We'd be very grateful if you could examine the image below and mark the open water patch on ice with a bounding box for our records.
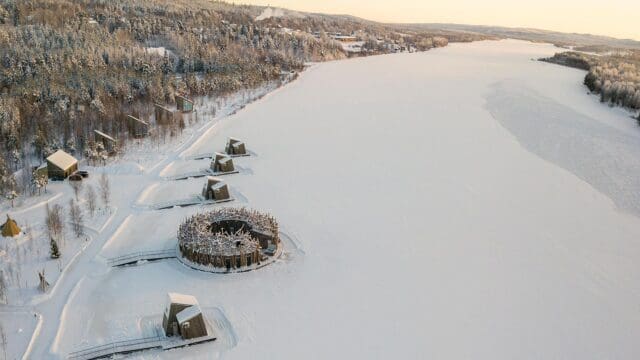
[485,80,640,216]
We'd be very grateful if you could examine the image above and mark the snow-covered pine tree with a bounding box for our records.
[50,238,60,259]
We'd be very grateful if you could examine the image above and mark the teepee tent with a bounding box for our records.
[1,215,21,237]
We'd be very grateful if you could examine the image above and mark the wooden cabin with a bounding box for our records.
[175,304,208,340]
[154,104,174,125]
[202,177,230,201]
[162,293,199,337]
[176,95,194,113]
[94,130,117,154]
[1,215,21,237]
[211,153,235,173]
[225,137,247,156]
[46,150,78,180]
[127,115,150,138]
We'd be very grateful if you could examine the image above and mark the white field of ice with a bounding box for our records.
[19,39,640,359]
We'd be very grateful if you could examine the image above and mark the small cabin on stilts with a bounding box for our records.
[176,95,194,113]
[94,130,117,154]
[127,115,150,138]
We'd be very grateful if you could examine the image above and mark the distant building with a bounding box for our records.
[225,137,247,156]
[162,293,208,339]
[46,150,78,180]
[127,115,150,138]
[202,177,230,201]
[176,95,194,113]
[332,35,358,42]
[154,104,174,124]
[94,130,117,154]
[210,153,235,173]
[1,215,21,237]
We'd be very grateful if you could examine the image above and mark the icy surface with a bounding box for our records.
[14,39,640,359]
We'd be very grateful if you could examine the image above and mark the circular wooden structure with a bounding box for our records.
[177,208,279,271]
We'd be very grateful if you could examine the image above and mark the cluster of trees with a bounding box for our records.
[0,0,475,204]
[0,0,345,174]
[542,51,640,112]
[0,174,111,305]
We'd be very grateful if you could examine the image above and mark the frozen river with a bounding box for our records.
[51,40,640,359]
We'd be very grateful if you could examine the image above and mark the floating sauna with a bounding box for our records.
[210,153,235,173]
[162,293,208,339]
[201,177,230,201]
[224,137,247,156]
[177,208,280,270]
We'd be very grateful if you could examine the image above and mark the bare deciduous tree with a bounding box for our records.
[68,199,84,238]
[45,203,64,246]
[69,179,82,201]
[85,185,97,217]
[99,173,111,210]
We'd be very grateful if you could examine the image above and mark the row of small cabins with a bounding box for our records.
[131,95,195,138]
[35,96,196,181]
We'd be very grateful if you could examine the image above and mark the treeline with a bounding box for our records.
[0,0,347,174]
[0,0,477,202]
[542,51,640,111]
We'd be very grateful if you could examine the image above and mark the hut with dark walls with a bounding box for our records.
[202,177,230,201]
[1,215,21,237]
[94,130,117,154]
[211,153,235,173]
[176,304,208,340]
[225,137,247,156]
[154,104,174,125]
[176,95,194,113]
[46,150,78,180]
[127,115,150,138]
[162,293,199,337]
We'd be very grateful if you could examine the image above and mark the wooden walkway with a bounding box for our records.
[164,169,239,181]
[67,335,217,359]
[108,249,177,267]
[152,197,234,210]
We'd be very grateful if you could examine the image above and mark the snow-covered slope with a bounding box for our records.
[35,40,640,359]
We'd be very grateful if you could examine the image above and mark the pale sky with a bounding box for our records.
[236,0,640,41]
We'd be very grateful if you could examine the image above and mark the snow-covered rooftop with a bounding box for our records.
[94,130,116,142]
[46,150,78,170]
[167,292,199,306]
[176,304,203,324]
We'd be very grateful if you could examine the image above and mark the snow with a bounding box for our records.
[168,293,198,307]
[255,7,304,21]
[175,304,201,323]
[6,39,640,360]
[145,47,169,57]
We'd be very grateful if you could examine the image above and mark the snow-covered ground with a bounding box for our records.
[5,39,640,359]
